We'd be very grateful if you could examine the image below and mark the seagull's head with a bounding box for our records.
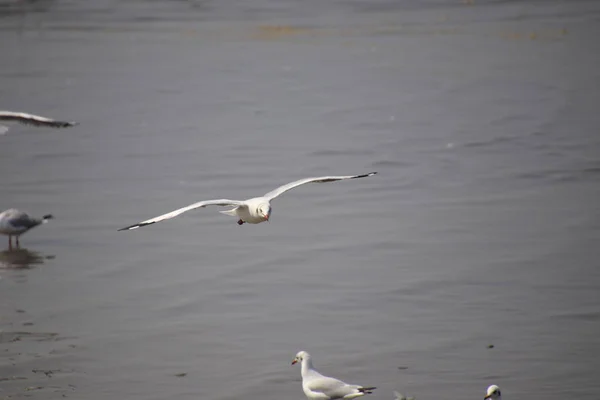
[291,350,310,366]
[257,203,271,221]
[484,385,501,400]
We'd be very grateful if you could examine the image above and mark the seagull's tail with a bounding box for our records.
[219,207,239,217]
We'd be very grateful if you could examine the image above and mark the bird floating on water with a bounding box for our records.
[291,350,376,400]
[0,110,77,134]
[118,172,377,231]
[0,209,53,249]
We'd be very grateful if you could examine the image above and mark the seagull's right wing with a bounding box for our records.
[263,172,377,200]
[0,111,78,128]
[118,199,245,231]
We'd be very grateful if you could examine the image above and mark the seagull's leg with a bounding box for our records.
[237,219,245,225]
[8,235,12,249]
[16,236,20,248]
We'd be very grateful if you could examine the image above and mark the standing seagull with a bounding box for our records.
[0,110,77,134]
[118,172,376,230]
[291,351,376,400]
[484,385,501,400]
[0,209,53,249]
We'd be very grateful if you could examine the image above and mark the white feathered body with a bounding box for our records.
[219,197,271,224]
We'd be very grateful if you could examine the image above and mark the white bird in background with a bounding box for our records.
[0,110,78,134]
[291,351,376,400]
[118,172,377,231]
[393,390,415,400]
[0,209,53,249]
[484,385,502,400]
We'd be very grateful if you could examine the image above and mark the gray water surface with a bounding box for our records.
[1,1,600,399]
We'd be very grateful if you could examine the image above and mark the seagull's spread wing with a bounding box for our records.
[263,172,377,200]
[118,199,245,231]
[0,111,77,128]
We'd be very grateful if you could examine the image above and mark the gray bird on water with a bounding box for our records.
[0,209,53,249]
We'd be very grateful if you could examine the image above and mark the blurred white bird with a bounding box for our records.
[484,385,501,400]
[291,351,376,400]
[393,390,415,400]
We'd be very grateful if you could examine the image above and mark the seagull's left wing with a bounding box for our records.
[0,111,77,128]
[263,172,377,200]
[118,199,245,231]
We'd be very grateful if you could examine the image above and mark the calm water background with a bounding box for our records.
[1,0,600,399]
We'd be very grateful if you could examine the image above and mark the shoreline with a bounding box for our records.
[1,308,79,400]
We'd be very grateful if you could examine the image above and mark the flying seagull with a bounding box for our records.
[118,172,376,231]
[0,209,53,249]
[0,110,77,133]
[291,350,376,400]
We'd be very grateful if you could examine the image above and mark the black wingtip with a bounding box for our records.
[42,214,54,220]
[117,221,154,231]
[118,225,138,231]
[355,172,377,178]
[359,387,377,393]
[53,121,78,128]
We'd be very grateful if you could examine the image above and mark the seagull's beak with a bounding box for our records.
[484,396,491,400]
[291,359,297,365]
